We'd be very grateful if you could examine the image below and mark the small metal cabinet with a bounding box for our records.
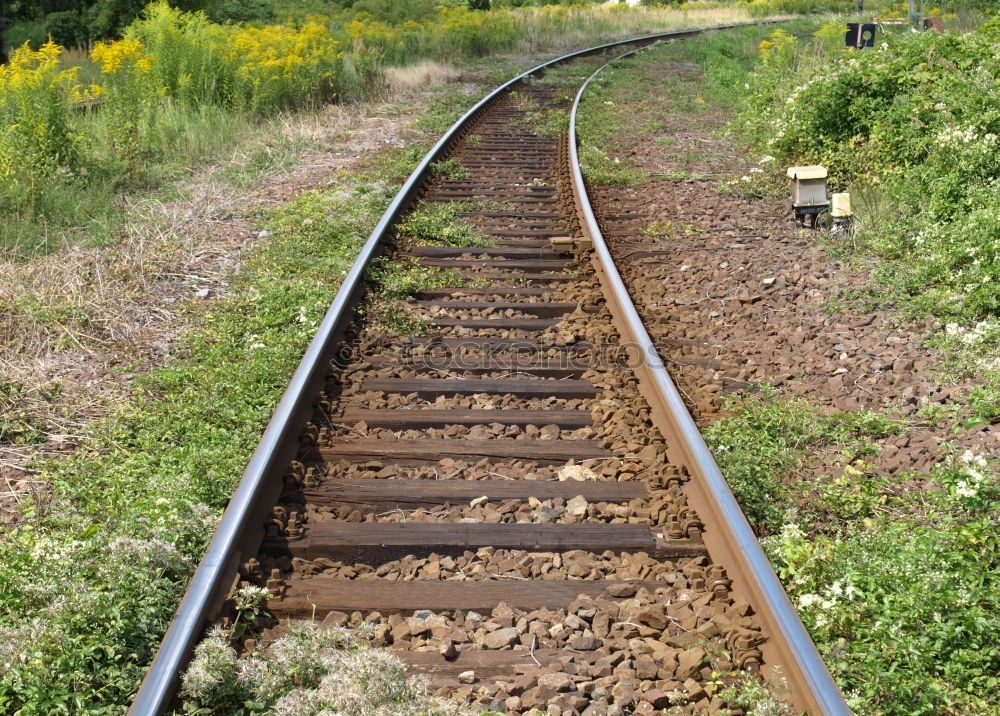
[787,165,829,227]
[787,165,829,206]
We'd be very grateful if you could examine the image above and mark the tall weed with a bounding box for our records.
[0,42,100,212]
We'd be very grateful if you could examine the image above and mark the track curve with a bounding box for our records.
[132,26,848,716]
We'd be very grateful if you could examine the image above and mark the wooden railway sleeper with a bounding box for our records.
[130,32,850,716]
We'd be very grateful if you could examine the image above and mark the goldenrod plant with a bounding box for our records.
[0,41,100,210]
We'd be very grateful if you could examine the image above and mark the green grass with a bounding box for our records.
[429,158,470,180]
[0,154,416,713]
[704,389,899,534]
[397,201,493,248]
[367,257,464,301]
[706,391,1000,714]
[577,145,649,186]
[363,257,467,337]
[413,88,482,134]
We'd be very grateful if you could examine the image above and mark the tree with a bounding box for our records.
[351,0,439,23]
[87,0,148,39]
[46,10,88,47]
[468,0,491,10]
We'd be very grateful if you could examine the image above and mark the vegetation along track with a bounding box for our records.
[134,28,848,716]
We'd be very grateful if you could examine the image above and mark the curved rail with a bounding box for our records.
[568,46,850,715]
[132,22,830,715]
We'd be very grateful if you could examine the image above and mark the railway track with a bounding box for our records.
[133,29,850,715]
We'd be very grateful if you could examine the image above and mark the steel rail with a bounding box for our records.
[567,43,850,716]
[132,22,792,715]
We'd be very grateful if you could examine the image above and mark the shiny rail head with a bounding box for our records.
[130,21,785,716]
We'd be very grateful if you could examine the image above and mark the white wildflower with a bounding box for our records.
[798,593,822,608]
[955,481,977,498]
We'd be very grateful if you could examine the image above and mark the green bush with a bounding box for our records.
[207,0,275,24]
[766,451,1000,714]
[44,11,89,48]
[89,0,151,39]
[0,42,92,211]
[740,19,1000,322]
[3,21,46,51]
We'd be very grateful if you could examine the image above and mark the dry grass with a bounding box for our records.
[515,5,768,54]
[0,100,416,515]
[385,61,460,97]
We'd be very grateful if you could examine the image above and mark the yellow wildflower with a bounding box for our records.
[91,39,148,74]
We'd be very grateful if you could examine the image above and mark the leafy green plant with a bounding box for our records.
[0,380,48,446]
[365,299,432,336]
[362,257,465,337]
[230,584,270,642]
[429,158,470,180]
[0,161,409,712]
[181,621,476,714]
[705,388,899,534]
[368,257,464,300]
[765,450,1000,715]
[739,19,1000,324]
[397,201,492,247]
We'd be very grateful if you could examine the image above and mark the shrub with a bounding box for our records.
[765,450,1000,714]
[739,19,1000,322]
[90,37,157,176]
[125,2,343,111]
[44,11,89,49]
[732,22,1000,713]
[3,21,47,52]
[89,0,151,39]
[208,0,276,24]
